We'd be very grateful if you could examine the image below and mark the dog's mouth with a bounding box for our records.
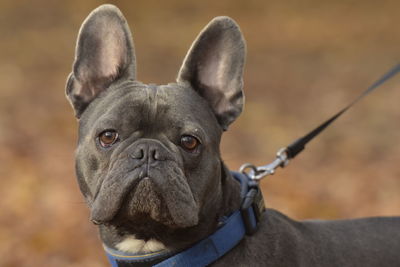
[90,165,200,229]
[120,177,174,224]
[103,176,182,237]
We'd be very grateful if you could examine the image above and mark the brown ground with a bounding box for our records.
[1,0,399,266]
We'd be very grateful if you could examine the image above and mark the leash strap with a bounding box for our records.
[241,63,400,180]
[286,63,400,159]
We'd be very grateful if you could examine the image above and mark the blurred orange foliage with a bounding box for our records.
[1,0,399,266]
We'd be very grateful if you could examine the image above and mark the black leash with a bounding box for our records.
[240,64,400,180]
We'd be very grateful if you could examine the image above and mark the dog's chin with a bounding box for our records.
[125,178,175,225]
[111,178,182,230]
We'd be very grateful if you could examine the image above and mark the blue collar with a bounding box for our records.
[104,172,264,267]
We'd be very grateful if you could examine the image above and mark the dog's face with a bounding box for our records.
[66,5,245,241]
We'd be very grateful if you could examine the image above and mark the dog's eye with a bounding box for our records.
[180,135,200,152]
[99,130,119,148]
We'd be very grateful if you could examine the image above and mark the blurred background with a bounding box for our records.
[1,0,400,266]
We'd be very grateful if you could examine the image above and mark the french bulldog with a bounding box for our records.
[66,4,400,267]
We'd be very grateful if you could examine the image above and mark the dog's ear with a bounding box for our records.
[177,17,246,130]
[66,4,136,118]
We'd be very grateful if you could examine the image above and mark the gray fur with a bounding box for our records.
[67,4,400,266]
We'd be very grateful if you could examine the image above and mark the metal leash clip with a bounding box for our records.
[239,148,290,181]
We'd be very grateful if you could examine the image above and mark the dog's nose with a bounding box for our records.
[130,142,165,163]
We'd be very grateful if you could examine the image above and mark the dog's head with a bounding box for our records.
[66,5,245,243]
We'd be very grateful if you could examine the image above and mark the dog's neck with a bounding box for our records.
[98,161,242,254]
[218,163,242,218]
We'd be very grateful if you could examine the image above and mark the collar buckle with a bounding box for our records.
[232,172,266,235]
[240,179,265,235]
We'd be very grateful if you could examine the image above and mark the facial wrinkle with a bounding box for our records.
[147,84,158,126]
